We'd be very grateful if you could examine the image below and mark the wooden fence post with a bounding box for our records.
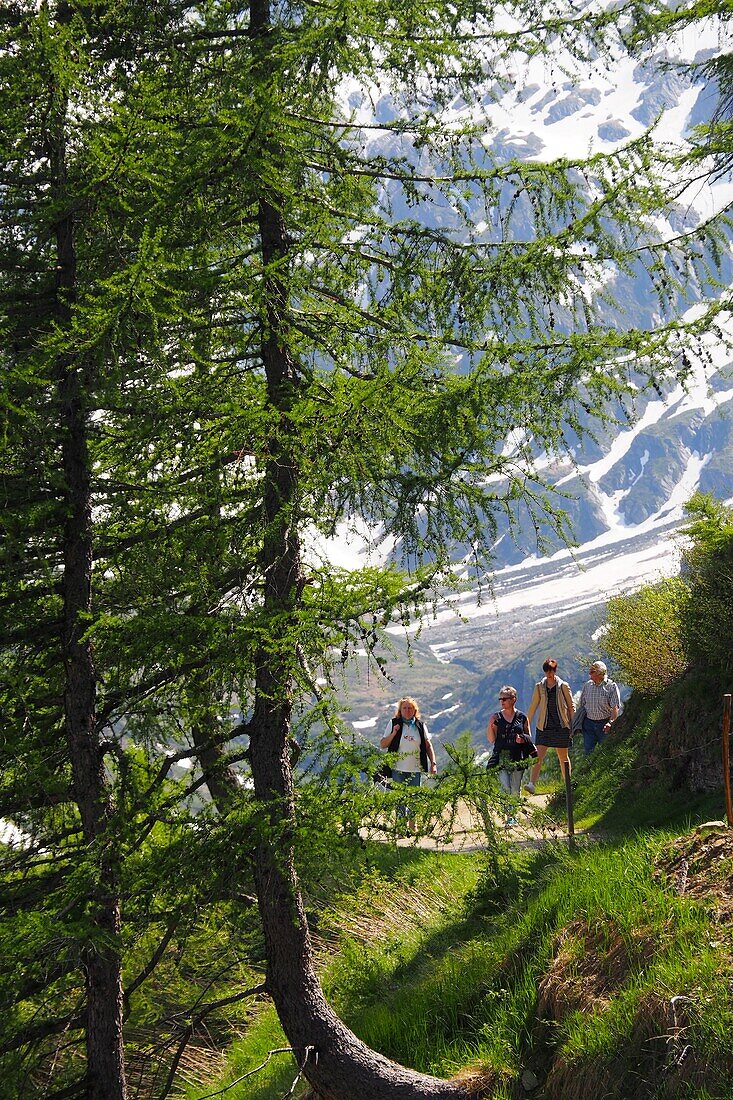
[564,760,575,852]
[722,694,733,829]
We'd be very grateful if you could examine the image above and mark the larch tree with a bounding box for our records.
[1,1,730,1099]
[0,2,264,1096]
[215,1,728,1097]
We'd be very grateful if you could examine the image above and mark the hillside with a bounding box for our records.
[203,665,733,1100]
[560,668,733,842]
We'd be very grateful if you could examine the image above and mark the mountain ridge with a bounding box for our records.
[330,37,733,760]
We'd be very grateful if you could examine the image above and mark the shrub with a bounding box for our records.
[600,577,690,695]
[680,491,733,676]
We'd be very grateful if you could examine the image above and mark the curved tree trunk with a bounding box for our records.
[247,458,464,1097]
[247,6,468,1093]
[248,714,465,1100]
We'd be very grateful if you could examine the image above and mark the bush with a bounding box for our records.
[680,491,733,677]
[600,577,690,695]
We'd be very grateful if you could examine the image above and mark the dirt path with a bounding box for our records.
[360,793,579,852]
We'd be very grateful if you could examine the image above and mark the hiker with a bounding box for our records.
[524,658,575,793]
[579,660,620,754]
[380,697,437,833]
[486,685,537,824]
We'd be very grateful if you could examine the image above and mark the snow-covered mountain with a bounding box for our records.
[337,359,732,759]
[330,19,733,758]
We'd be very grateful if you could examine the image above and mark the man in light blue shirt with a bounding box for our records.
[579,661,621,754]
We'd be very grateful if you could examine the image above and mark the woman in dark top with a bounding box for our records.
[487,685,537,824]
[486,686,536,793]
[524,657,575,793]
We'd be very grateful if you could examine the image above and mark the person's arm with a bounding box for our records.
[422,726,438,774]
[380,721,399,749]
[603,706,619,732]
[521,714,538,757]
[487,714,498,744]
[563,682,575,722]
[526,684,540,727]
[604,683,621,732]
[604,700,620,731]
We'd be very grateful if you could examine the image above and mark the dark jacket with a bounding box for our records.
[386,716,429,772]
[487,710,537,768]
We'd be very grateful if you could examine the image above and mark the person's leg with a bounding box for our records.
[504,768,523,825]
[391,771,422,832]
[391,770,413,828]
[509,769,523,797]
[405,771,422,832]
[556,746,570,778]
[496,768,515,823]
[582,718,605,754]
[526,744,547,790]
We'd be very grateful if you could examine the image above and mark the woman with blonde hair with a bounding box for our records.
[380,697,437,833]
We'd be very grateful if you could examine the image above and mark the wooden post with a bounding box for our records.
[564,760,575,852]
[722,694,733,828]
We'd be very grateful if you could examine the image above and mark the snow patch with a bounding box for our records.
[430,641,459,664]
[352,717,379,730]
[428,703,462,720]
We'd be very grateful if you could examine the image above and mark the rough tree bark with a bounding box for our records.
[50,10,127,1094]
[245,4,468,1095]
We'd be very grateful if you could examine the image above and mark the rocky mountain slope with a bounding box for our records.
[330,24,733,761]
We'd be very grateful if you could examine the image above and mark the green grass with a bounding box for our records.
[192,828,733,1100]
[183,691,733,1100]
[345,836,733,1098]
[536,694,727,835]
[183,848,485,1100]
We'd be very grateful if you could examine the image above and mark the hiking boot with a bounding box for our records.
[523,780,536,794]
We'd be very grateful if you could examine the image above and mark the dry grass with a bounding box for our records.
[536,918,639,1023]
[124,1027,230,1099]
[654,822,733,917]
[311,867,461,956]
[544,986,727,1100]
[449,1064,511,1098]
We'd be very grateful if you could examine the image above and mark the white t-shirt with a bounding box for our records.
[384,718,430,773]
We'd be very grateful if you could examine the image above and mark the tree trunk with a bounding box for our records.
[50,17,127,1095]
[248,716,465,1100]
[190,685,243,812]
[247,6,466,1093]
[57,319,127,1100]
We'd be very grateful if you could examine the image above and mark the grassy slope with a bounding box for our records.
[190,686,733,1100]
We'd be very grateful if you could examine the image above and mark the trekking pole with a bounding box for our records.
[722,694,733,828]
[564,760,575,851]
